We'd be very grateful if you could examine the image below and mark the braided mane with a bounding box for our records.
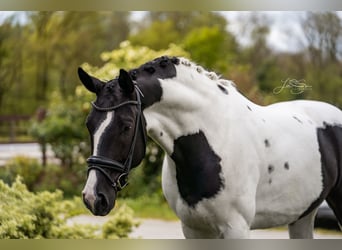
[177,57,236,88]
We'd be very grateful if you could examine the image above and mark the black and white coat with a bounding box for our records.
[83,56,342,238]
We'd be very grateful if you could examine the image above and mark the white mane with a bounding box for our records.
[177,57,236,88]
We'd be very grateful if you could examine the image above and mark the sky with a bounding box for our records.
[1,11,341,53]
[220,11,308,52]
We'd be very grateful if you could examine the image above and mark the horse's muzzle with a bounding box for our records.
[82,190,115,216]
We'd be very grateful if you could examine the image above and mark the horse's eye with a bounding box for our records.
[122,125,132,134]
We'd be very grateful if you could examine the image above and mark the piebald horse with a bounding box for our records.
[79,56,342,238]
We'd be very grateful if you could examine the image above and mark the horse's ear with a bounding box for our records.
[78,67,102,94]
[118,69,134,94]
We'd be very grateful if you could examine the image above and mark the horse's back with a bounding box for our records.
[252,100,342,229]
[268,100,342,125]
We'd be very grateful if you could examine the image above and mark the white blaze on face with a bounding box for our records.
[82,112,114,210]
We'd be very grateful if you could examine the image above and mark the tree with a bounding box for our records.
[51,12,131,96]
[182,25,238,72]
[302,12,342,66]
[0,20,12,113]
[146,12,228,35]
[0,11,132,117]
[301,12,342,107]
[129,11,232,55]
[28,12,54,102]
[129,19,180,50]
[0,18,24,114]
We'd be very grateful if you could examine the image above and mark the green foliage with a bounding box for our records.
[0,18,25,115]
[2,11,342,116]
[135,12,229,44]
[0,156,84,197]
[0,177,138,239]
[102,204,140,239]
[29,90,90,174]
[119,142,164,199]
[304,63,342,108]
[130,12,238,74]
[129,20,181,50]
[0,176,90,238]
[0,156,42,190]
[83,40,190,79]
[0,12,131,116]
[183,25,237,72]
[255,58,299,103]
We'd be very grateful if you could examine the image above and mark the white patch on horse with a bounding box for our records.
[144,60,237,155]
[82,112,113,210]
[82,170,97,211]
[93,112,114,156]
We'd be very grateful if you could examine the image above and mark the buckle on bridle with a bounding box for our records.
[115,173,129,191]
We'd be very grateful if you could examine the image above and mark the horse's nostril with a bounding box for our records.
[93,192,115,216]
[97,193,109,209]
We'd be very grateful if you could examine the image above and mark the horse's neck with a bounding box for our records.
[141,72,243,155]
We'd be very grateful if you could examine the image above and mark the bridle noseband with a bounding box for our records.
[86,85,146,191]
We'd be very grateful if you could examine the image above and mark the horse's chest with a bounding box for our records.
[162,154,225,231]
[168,130,225,207]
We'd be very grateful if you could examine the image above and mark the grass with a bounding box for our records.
[65,194,178,221]
[46,196,342,236]
[117,195,178,221]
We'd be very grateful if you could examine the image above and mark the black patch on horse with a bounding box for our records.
[170,130,224,207]
[293,116,303,124]
[268,165,275,174]
[130,56,179,109]
[217,84,229,95]
[298,123,342,220]
[264,139,270,147]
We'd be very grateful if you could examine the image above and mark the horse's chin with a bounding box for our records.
[88,199,115,216]
[93,207,113,216]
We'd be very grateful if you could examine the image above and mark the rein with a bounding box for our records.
[86,85,146,191]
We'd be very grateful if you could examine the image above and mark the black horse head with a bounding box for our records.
[78,68,146,216]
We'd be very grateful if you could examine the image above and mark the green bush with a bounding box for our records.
[0,177,138,239]
[102,204,140,239]
[0,156,42,190]
[0,157,84,197]
[29,91,90,170]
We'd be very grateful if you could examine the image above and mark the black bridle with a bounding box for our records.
[86,85,146,191]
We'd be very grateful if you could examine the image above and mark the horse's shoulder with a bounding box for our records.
[170,130,224,207]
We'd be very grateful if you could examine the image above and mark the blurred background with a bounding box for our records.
[0,11,341,238]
